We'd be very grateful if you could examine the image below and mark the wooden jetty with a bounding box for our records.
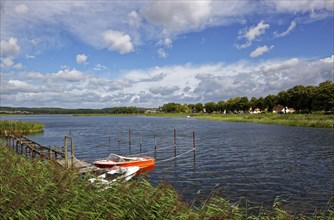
[4,134,90,172]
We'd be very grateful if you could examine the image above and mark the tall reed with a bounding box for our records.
[0,120,44,135]
[0,146,333,219]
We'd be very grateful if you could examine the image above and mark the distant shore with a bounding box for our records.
[1,112,333,129]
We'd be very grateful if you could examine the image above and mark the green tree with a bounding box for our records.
[313,81,334,111]
[237,96,250,112]
[264,94,277,112]
[194,103,204,113]
[250,97,258,111]
[162,103,181,113]
[204,102,217,113]
[217,100,226,113]
[257,97,266,111]
[277,91,290,113]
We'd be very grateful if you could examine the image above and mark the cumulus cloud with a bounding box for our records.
[15,4,29,15]
[320,55,334,63]
[76,53,88,64]
[141,1,212,35]
[128,10,141,28]
[1,56,333,108]
[274,20,297,38]
[0,37,23,69]
[2,1,333,57]
[236,20,270,49]
[157,48,168,58]
[149,85,180,96]
[250,45,274,58]
[53,69,85,82]
[102,30,134,54]
[1,37,20,57]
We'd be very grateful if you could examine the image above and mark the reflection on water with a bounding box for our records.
[2,115,334,212]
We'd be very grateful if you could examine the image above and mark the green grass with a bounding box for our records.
[0,120,44,135]
[193,113,334,128]
[0,146,333,219]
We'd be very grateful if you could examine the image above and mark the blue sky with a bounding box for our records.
[1,0,333,108]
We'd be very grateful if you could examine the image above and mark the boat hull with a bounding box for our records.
[93,157,155,170]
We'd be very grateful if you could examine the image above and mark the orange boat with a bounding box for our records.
[93,153,155,170]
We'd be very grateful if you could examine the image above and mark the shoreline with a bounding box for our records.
[2,112,333,128]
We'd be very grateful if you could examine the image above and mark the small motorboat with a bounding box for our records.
[93,153,155,169]
[88,166,140,187]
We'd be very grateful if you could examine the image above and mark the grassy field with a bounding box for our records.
[0,146,333,219]
[193,113,334,128]
[143,112,334,128]
[0,120,44,135]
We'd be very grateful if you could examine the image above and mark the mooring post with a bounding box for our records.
[63,137,68,168]
[193,131,196,161]
[118,130,120,143]
[139,132,142,151]
[174,129,176,157]
[70,138,74,169]
[154,134,157,151]
[129,129,131,148]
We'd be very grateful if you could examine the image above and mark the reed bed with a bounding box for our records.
[0,120,44,135]
[0,146,333,219]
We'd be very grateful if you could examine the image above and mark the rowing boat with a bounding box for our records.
[93,153,155,169]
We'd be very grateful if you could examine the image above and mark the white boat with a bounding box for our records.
[88,166,140,188]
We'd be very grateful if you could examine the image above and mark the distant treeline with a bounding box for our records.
[1,81,333,115]
[161,81,334,114]
[0,106,145,115]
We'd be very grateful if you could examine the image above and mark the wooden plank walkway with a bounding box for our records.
[4,134,91,172]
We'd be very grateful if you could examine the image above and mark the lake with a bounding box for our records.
[2,115,334,212]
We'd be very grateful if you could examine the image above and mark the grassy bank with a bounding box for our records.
[0,146,333,219]
[0,120,44,135]
[146,112,334,128]
[193,113,334,128]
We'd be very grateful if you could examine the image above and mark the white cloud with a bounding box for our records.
[271,0,334,13]
[236,20,270,49]
[93,64,109,71]
[76,54,88,64]
[320,55,334,63]
[141,1,212,34]
[1,1,333,57]
[1,56,333,108]
[250,45,274,58]
[157,48,168,58]
[128,10,141,28]
[1,37,20,57]
[274,21,297,38]
[15,4,29,15]
[149,85,180,96]
[54,69,85,82]
[102,30,134,54]
[2,57,14,67]
[0,37,22,69]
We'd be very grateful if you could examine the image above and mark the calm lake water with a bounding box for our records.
[2,115,334,212]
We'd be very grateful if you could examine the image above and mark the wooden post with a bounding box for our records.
[193,131,196,161]
[174,129,176,157]
[63,137,68,168]
[154,134,157,151]
[70,138,74,169]
[129,129,131,148]
[118,130,120,143]
[139,132,142,151]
